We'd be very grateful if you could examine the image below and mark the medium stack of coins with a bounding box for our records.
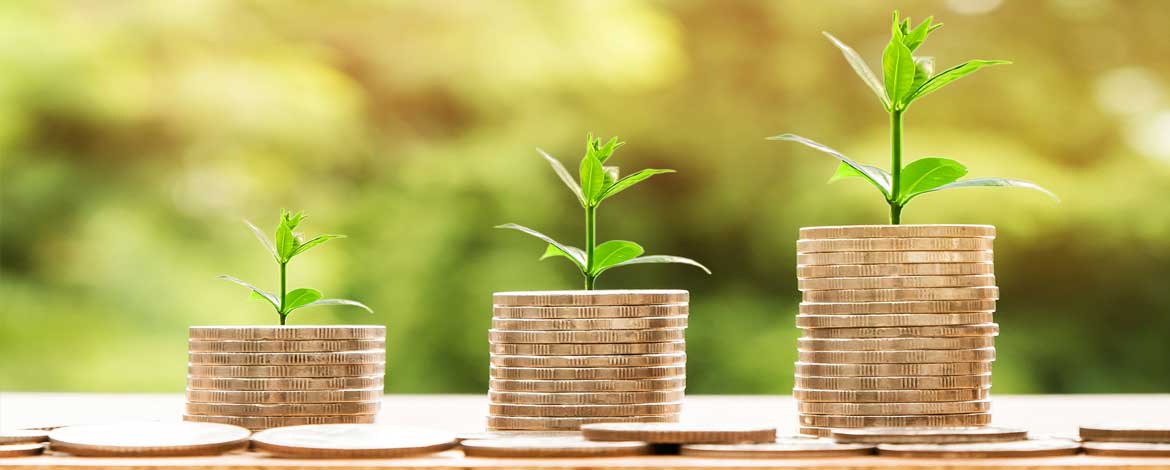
[794,225,998,437]
[185,326,386,431]
[488,290,689,430]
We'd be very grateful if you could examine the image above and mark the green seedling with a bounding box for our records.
[219,210,372,325]
[770,11,1056,224]
[497,134,710,290]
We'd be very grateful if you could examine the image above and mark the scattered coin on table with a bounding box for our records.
[1082,442,1170,457]
[455,430,580,443]
[681,437,874,458]
[0,430,50,445]
[250,424,457,458]
[581,423,776,444]
[1080,424,1170,443]
[876,438,1081,458]
[832,426,1028,444]
[0,444,46,457]
[48,422,251,457]
[461,436,652,458]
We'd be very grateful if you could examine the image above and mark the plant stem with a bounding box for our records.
[889,109,905,225]
[584,204,597,290]
[279,261,287,325]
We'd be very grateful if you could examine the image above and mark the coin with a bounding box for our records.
[490,390,686,405]
[1082,442,1170,457]
[799,401,991,416]
[580,423,776,444]
[0,430,50,444]
[876,438,1080,458]
[185,401,381,417]
[799,300,996,315]
[187,339,385,353]
[799,225,995,239]
[799,275,996,291]
[489,328,686,344]
[492,316,688,331]
[461,437,652,457]
[0,444,45,457]
[186,388,383,404]
[489,377,686,392]
[798,251,993,266]
[493,303,689,319]
[802,287,1000,303]
[187,363,385,378]
[680,438,875,458]
[794,362,993,377]
[489,402,683,417]
[493,290,688,307]
[184,414,375,430]
[798,427,833,438]
[189,326,385,341]
[797,336,995,351]
[797,313,994,328]
[455,430,580,442]
[490,365,686,380]
[797,237,994,253]
[1080,425,1170,443]
[489,342,686,356]
[794,374,992,390]
[797,348,996,363]
[800,412,991,428]
[798,263,995,279]
[491,353,687,368]
[794,388,990,403]
[832,426,1028,444]
[187,350,384,366]
[251,424,457,458]
[187,375,383,391]
[48,422,251,457]
[488,415,679,431]
[802,324,999,339]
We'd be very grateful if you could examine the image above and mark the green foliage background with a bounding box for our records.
[2,0,1170,394]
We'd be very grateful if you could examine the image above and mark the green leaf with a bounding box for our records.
[903,16,933,51]
[905,177,1060,203]
[282,288,323,314]
[249,291,278,310]
[218,275,280,310]
[579,154,605,205]
[541,244,587,265]
[243,219,278,261]
[827,162,894,196]
[882,37,916,107]
[597,169,674,203]
[767,134,891,198]
[589,240,644,275]
[911,57,933,92]
[596,255,711,276]
[822,32,891,110]
[291,234,345,258]
[898,157,968,203]
[536,148,585,207]
[906,60,1011,104]
[495,223,586,272]
[302,298,374,313]
[275,220,298,262]
[595,136,624,163]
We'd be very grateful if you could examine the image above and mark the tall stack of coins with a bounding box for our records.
[794,225,998,437]
[488,290,689,430]
[185,326,386,431]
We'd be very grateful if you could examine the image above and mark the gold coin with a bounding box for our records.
[802,287,999,303]
[493,303,688,319]
[799,225,995,239]
[187,363,385,378]
[799,401,991,416]
[185,401,381,417]
[488,415,679,431]
[489,390,686,405]
[802,324,999,339]
[490,353,686,368]
[799,274,996,291]
[251,424,456,458]
[580,423,777,444]
[48,422,251,457]
[680,438,875,458]
[0,444,45,457]
[0,430,49,445]
[798,251,993,266]
[187,350,385,366]
[184,414,375,431]
[876,438,1080,458]
[187,339,385,353]
[800,413,991,428]
[794,362,993,377]
[799,299,996,315]
[187,375,383,391]
[797,336,995,351]
[461,437,652,458]
[797,348,996,364]
[797,313,993,328]
[832,426,1028,444]
[1080,425,1170,443]
[793,388,990,403]
[490,365,686,380]
[185,388,383,404]
[1082,442,1170,457]
[489,402,683,417]
[493,290,688,307]
[492,316,688,331]
[489,328,685,344]
[489,377,685,392]
[189,326,384,341]
[798,237,994,253]
[455,430,580,442]
[798,263,995,279]
[794,374,992,390]
[489,342,686,356]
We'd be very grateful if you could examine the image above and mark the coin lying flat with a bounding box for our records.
[794,362,993,377]
[802,287,1000,303]
[797,313,994,328]
[188,363,385,378]
[581,423,776,444]
[797,237,994,253]
[461,437,652,457]
[797,348,996,364]
[489,377,686,392]
[799,401,991,416]
[186,388,383,404]
[680,437,874,458]
[1080,425,1170,443]
[455,430,581,442]
[794,374,992,390]
[489,403,683,417]
[799,300,996,315]
[799,275,996,291]
[493,304,689,319]
[490,365,686,380]
[798,336,995,351]
[185,401,381,417]
[794,388,990,403]
[490,390,686,405]
[489,328,686,344]
[800,413,991,428]
[488,415,679,431]
[184,414,375,430]
[876,438,1080,458]
[48,422,251,457]
[491,353,687,368]
[798,251,993,266]
[798,262,995,279]
[187,375,384,391]
[187,350,385,366]
[0,430,50,445]
[189,326,385,341]
[799,225,995,239]
[251,424,456,458]
[0,444,46,457]
[802,324,999,339]
[1082,442,1170,457]
[493,290,688,307]
[490,342,686,356]
[187,339,385,353]
[492,316,688,331]
[832,426,1028,444]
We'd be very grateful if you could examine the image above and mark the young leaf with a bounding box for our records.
[244,219,278,261]
[898,157,968,203]
[902,16,933,51]
[282,287,323,314]
[540,244,588,273]
[579,154,606,205]
[303,298,374,313]
[827,162,895,198]
[596,255,711,275]
[595,136,624,163]
[291,234,345,258]
[906,60,1011,104]
[597,169,675,203]
[537,148,585,206]
[905,177,1060,203]
[823,32,891,110]
[275,221,298,262]
[882,37,916,107]
[495,223,587,270]
[589,240,645,275]
[767,134,892,198]
[218,275,280,310]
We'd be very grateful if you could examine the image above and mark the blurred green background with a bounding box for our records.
[2,0,1169,395]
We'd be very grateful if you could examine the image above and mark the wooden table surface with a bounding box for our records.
[2,393,1170,469]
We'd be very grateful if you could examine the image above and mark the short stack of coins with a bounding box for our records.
[488,290,689,430]
[794,225,998,437]
[185,326,386,431]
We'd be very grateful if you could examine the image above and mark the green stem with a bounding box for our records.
[279,261,287,325]
[889,109,905,225]
[584,204,597,290]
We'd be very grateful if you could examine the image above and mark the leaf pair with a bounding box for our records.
[497,223,711,280]
[222,275,373,317]
[541,134,674,208]
[254,209,346,264]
